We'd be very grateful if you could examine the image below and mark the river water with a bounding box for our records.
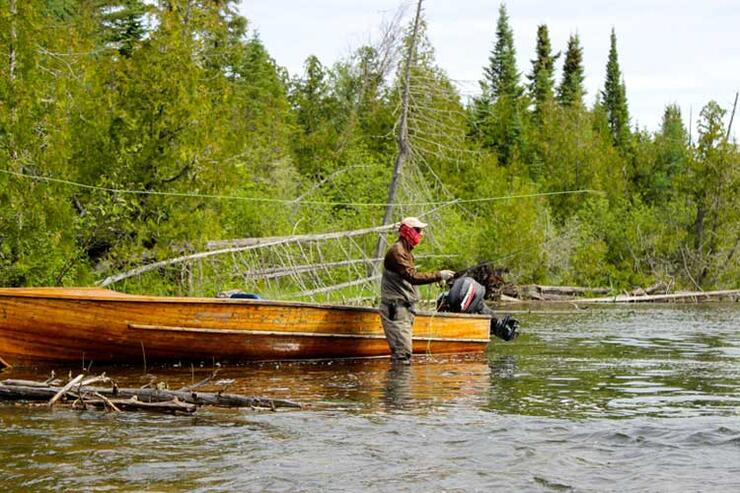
[1,304,738,491]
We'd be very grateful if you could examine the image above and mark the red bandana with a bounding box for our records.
[399,223,422,248]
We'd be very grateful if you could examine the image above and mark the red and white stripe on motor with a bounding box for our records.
[461,284,475,311]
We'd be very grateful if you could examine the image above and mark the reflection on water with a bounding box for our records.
[1,305,737,419]
[1,304,739,491]
[383,365,413,411]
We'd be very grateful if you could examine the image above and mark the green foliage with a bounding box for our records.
[484,4,521,100]
[601,29,631,150]
[0,3,737,295]
[98,0,149,57]
[527,24,558,119]
[473,3,526,166]
[631,105,689,203]
[557,34,585,108]
[679,101,740,287]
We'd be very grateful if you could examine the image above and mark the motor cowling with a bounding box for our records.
[446,276,487,314]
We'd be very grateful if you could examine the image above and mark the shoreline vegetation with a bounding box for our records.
[1,1,738,299]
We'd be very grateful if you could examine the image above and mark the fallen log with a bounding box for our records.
[0,383,68,400]
[577,289,740,304]
[0,376,302,412]
[48,374,84,407]
[205,224,397,250]
[537,285,610,296]
[515,285,610,300]
[2,379,55,388]
[84,397,196,414]
[98,224,399,287]
[514,285,544,301]
[101,386,302,409]
[629,281,669,296]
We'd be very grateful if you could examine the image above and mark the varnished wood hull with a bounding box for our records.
[0,288,491,367]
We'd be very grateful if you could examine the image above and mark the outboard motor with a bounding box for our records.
[447,276,487,313]
[438,276,519,341]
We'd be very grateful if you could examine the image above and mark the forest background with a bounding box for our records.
[0,1,738,298]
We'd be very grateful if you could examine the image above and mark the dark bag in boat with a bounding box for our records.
[217,290,262,300]
[445,276,486,314]
[229,292,261,299]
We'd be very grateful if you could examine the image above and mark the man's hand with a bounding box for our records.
[439,270,455,281]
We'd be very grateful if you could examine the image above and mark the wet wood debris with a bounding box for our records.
[0,373,302,415]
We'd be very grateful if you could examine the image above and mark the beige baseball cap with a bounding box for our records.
[400,216,428,229]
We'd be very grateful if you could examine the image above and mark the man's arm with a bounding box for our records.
[387,244,442,285]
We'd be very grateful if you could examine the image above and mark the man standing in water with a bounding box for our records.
[379,217,455,365]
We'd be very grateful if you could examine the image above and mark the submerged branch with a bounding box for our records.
[1,374,303,414]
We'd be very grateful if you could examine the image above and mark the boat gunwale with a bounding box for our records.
[0,288,491,320]
[129,323,491,343]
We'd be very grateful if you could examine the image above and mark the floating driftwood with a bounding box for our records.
[576,289,740,304]
[628,282,670,296]
[512,285,610,301]
[0,374,302,414]
[462,263,734,304]
[496,288,739,304]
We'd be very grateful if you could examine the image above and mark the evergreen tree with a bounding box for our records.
[1,2,738,292]
[474,3,524,165]
[98,0,149,57]
[527,24,558,118]
[557,34,585,108]
[469,80,492,139]
[601,28,630,149]
[0,0,91,285]
[226,36,296,181]
[484,3,521,100]
[685,101,737,285]
[628,104,688,203]
[289,55,340,177]
[654,104,688,192]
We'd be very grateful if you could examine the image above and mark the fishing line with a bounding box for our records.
[0,168,604,208]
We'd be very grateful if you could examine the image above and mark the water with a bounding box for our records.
[1,304,738,491]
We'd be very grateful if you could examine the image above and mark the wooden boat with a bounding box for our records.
[0,288,491,368]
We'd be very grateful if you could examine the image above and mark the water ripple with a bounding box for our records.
[1,304,739,491]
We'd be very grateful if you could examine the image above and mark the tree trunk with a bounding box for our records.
[372,0,424,271]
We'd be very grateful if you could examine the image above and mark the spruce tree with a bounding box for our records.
[484,3,521,100]
[638,104,688,201]
[601,28,630,149]
[231,36,295,179]
[474,3,524,165]
[527,24,558,118]
[557,34,585,108]
[98,0,149,57]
